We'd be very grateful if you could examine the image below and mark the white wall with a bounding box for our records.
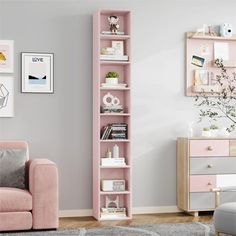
[0,0,236,212]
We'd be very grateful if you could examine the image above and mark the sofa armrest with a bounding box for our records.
[27,159,58,229]
[212,186,236,208]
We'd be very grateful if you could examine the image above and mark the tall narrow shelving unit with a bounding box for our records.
[93,9,132,221]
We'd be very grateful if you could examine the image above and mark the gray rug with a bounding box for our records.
[0,222,216,236]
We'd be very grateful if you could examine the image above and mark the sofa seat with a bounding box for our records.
[0,187,32,212]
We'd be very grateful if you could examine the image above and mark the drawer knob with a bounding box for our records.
[207,164,213,168]
[207,182,212,186]
[207,146,213,151]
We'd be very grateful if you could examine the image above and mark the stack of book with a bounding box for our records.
[101,123,127,140]
[101,105,123,113]
[100,207,126,219]
[101,157,126,166]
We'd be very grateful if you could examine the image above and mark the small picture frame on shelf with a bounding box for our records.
[21,52,54,93]
[112,41,124,55]
[0,40,14,73]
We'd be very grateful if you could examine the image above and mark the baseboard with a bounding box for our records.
[59,205,181,218]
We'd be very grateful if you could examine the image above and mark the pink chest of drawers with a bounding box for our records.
[177,138,236,217]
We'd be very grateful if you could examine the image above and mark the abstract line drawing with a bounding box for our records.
[0,83,9,109]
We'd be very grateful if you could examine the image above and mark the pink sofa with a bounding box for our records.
[0,141,59,231]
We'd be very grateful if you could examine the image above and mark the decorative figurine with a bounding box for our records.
[108,15,119,34]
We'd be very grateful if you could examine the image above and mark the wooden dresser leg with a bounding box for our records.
[215,231,220,236]
[189,211,199,217]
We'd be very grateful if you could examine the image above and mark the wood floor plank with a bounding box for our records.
[59,212,213,228]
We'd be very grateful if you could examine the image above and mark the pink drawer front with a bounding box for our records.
[190,175,216,192]
[190,140,229,157]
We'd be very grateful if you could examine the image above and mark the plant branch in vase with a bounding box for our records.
[195,58,236,134]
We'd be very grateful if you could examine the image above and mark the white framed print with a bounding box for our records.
[21,52,54,93]
[0,77,14,117]
[0,40,14,73]
[112,41,124,55]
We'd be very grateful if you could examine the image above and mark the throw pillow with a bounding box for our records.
[0,149,27,189]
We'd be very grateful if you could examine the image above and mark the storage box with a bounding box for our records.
[101,180,125,192]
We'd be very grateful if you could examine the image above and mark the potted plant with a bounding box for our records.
[202,127,211,137]
[105,71,119,85]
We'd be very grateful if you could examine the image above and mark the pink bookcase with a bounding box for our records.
[93,9,132,220]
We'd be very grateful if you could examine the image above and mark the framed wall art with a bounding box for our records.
[0,77,14,117]
[21,52,54,93]
[0,40,14,73]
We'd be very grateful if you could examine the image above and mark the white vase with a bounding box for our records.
[105,77,118,85]
[202,130,212,137]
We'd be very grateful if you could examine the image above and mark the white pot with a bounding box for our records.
[105,77,118,85]
[202,130,212,137]
[210,129,219,137]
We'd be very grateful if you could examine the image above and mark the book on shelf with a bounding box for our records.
[100,55,129,61]
[101,157,126,166]
[101,31,125,35]
[101,105,124,113]
[101,123,128,140]
[101,207,127,219]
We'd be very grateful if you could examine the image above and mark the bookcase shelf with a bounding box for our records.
[100,87,130,91]
[100,139,130,143]
[100,165,131,169]
[100,113,130,116]
[93,9,132,221]
[100,34,130,40]
[100,191,131,195]
[100,61,131,65]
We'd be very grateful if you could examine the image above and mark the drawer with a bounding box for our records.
[190,192,214,210]
[190,157,236,175]
[190,192,236,210]
[190,140,229,157]
[190,175,216,192]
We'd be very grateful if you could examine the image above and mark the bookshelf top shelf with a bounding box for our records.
[187,32,236,41]
[99,9,130,15]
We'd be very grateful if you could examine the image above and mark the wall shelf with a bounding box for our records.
[186,32,236,96]
[93,9,132,221]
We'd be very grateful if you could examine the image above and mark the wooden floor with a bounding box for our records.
[59,212,213,228]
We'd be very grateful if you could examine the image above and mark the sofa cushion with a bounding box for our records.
[0,187,32,212]
[0,149,27,189]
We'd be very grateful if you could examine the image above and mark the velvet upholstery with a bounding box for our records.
[0,212,32,231]
[0,141,58,232]
[0,188,32,212]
